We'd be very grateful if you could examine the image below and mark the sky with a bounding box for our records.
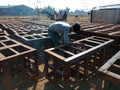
[0,0,120,11]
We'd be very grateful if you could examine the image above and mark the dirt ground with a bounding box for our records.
[15,63,119,90]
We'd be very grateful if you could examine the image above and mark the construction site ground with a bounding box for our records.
[0,15,120,90]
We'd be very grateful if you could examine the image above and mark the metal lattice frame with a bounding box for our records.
[0,36,39,89]
[44,36,114,87]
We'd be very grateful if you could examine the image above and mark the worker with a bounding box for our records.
[62,11,67,21]
[48,21,81,46]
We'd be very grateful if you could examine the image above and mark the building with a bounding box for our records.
[0,5,35,16]
[91,4,120,24]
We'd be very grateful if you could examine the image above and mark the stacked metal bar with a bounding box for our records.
[82,23,120,36]
[44,36,114,87]
[0,20,80,61]
[0,36,39,90]
[0,20,53,60]
[1,20,49,38]
[80,22,120,51]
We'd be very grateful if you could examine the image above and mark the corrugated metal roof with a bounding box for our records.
[99,4,120,9]
[93,4,120,10]
[0,5,16,8]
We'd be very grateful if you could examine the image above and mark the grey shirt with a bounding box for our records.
[48,21,71,44]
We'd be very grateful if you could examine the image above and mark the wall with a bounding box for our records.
[91,9,120,24]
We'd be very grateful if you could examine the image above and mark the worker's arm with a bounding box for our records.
[63,29,71,45]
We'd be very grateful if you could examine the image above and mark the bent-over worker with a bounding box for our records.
[48,21,81,46]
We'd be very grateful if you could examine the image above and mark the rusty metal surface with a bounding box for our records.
[0,20,49,39]
[80,23,120,38]
[0,36,39,89]
[44,36,114,87]
[0,36,36,61]
[98,50,120,84]
[79,23,120,52]
[45,36,114,63]
[0,21,53,57]
[0,19,120,88]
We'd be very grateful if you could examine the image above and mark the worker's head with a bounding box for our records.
[72,23,81,34]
